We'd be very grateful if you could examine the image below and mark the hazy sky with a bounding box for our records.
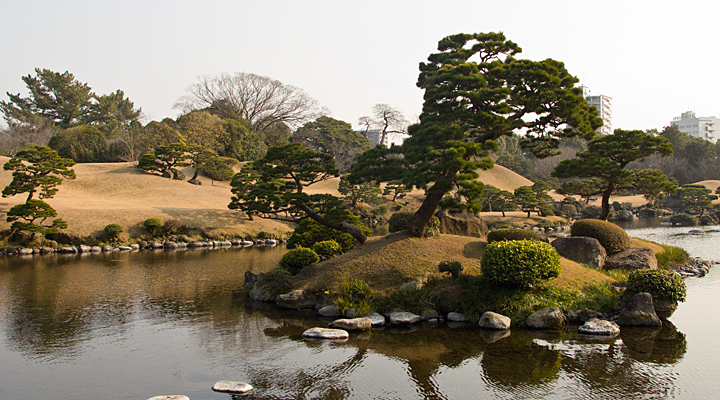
[2,0,718,131]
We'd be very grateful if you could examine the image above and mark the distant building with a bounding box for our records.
[361,129,409,148]
[670,111,719,143]
[585,94,613,136]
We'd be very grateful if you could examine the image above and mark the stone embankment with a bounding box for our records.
[0,239,285,256]
[674,257,716,278]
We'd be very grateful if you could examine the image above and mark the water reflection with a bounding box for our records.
[0,237,707,399]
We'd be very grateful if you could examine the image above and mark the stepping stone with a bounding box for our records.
[212,380,253,395]
[302,327,349,340]
[147,396,190,400]
[578,318,620,337]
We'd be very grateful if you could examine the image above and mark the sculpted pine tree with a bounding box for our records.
[228,143,367,243]
[349,32,601,237]
[553,129,673,220]
[2,145,76,202]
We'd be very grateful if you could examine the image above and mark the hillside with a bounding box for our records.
[1,155,718,239]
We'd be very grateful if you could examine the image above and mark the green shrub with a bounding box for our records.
[161,219,184,236]
[626,269,687,303]
[335,279,375,316]
[669,213,698,226]
[388,210,414,233]
[487,228,540,243]
[425,215,440,238]
[312,240,342,259]
[103,223,123,242]
[570,219,631,255]
[482,240,562,288]
[438,261,463,278]
[143,218,164,237]
[287,217,368,252]
[656,244,690,270]
[279,247,319,275]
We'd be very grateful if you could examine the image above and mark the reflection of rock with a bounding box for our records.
[578,318,620,337]
[329,318,372,331]
[480,329,511,343]
[527,307,564,330]
[447,312,468,322]
[621,321,687,364]
[618,293,661,327]
[605,248,658,271]
[479,311,511,330]
[551,237,606,269]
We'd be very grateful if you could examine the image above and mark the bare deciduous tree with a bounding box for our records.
[358,103,408,147]
[174,72,325,133]
[0,116,58,156]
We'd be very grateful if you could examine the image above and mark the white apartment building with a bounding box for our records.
[362,129,409,148]
[670,111,719,143]
[585,94,613,136]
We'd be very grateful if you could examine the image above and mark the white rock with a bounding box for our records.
[368,312,386,327]
[478,311,511,330]
[388,311,422,325]
[578,318,620,337]
[147,396,190,400]
[212,380,253,395]
[302,327,349,340]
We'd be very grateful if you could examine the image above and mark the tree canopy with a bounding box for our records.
[553,129,673,220]
[349,32,602,237]
[228,143,367,243]
[2,145,76,202]
[291,116,370,172]
[175,72,325,132]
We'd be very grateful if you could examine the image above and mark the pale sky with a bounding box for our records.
[2,0,718,132]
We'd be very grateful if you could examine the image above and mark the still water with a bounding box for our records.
[0,227,718,400]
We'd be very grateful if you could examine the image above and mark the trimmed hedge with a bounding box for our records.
[626,269,687,303]
[570,219,631,255]
[438,261,463,278]
[312,240,342,259]
[487,228,540,243]
[481,240,562,288]
[388,210,414,233]
[279,247,319,275]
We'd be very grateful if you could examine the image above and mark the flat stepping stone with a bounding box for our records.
[147,396,190,400]
[302,327,349,340]
[388,311,422,325]
[212,380,253,395]
[578,318,620,337]
[368,312,386,327]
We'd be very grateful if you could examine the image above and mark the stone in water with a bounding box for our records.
[212,380,253,395]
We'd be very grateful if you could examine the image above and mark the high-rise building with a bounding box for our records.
[670,111,719,143]
[585,94,613,136]
[361,129,409,148]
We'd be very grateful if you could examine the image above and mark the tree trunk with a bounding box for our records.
[599,182,615,220]
[405,189,445,238]
[298,202,367,244]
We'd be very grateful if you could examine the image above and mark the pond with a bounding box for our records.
[0,226,718,399]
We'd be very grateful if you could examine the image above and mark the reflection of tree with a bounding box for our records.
[482,334,560,387]
[621,321,687,365]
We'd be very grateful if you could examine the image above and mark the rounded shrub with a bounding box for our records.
[626,269,687,303]
[570,219,631,255]
[143,218,164,237]
[482,240,562,288]
[103,223,123,241]
[438,260,463,278]
[279,247,319,275]
[312,240,342,259]
[487,228,540,243]
[388,210,414,233]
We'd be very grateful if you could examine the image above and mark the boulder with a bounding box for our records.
[436,210,489,238]
[551,237,607,269]
[187,178,202,185]
[526,307,564,330]
[329,317,372,331]
[478,311,511,330]
[388,311,423,325]
[368,312,386,327]
[578,318,620,337]
[617,292,662,327]
[345,308,356,318]
[117,245,133,251]
[447,312,469,322]
[615,210,634,221]
[302,327,349,340]
[276,289,317,309]
[565,308,600,323]
[318,305,342,317]
[243,271,276,302]
[212,380,253,395]
[604,248,657,271]
[164,242,178,249]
